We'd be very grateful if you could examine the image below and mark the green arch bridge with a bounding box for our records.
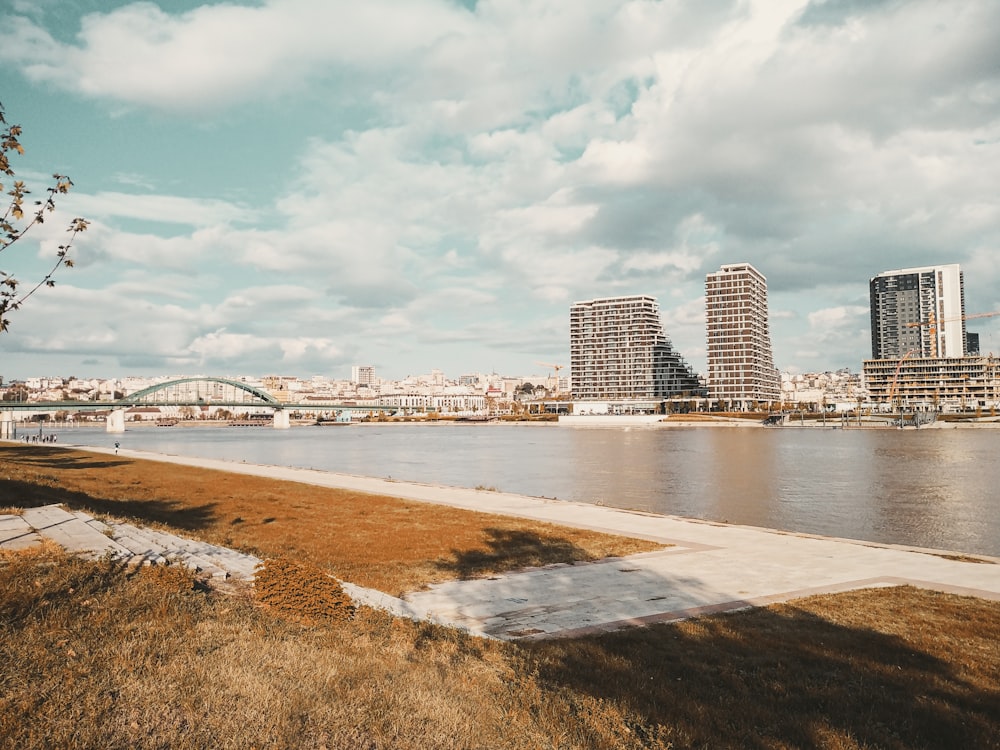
[0,377,394,434]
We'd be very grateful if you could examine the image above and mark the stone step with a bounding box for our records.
[20,505,132,560]
[110,522,258,580]
[7,505,261,583]
[112,534,170,566]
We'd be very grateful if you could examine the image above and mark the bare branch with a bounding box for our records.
[0,100,89,333]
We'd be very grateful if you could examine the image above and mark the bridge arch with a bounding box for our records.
[124,377,280,406]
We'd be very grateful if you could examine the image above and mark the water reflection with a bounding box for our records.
[701,430,780,527]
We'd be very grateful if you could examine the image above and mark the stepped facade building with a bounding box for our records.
[569,295,701,401]
[705,263,780,406]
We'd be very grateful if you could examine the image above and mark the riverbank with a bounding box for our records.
[5,441,997,638]
[3,442,999,748]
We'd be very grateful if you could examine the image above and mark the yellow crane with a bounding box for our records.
[905,310,1000,357]
[535,362,565,396]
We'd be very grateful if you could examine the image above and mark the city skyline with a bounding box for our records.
[1,1,999,381]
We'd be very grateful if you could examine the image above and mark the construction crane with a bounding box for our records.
[905,310,1000,357]
[887,349,915,409]
[535,362,565,396]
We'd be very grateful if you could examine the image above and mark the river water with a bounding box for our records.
[36,423,1000,557]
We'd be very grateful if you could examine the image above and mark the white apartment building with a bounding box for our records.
[705,263,780,405]
[869,264,966,359]
[569,295,701,401]
[377,390,486,414]
[351,365,377,387]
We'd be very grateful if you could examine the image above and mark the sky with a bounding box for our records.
[1,0,998,383]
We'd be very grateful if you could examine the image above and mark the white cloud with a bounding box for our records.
[71,192,253,226]
[1,0,473,113]
[808,305,869,329]
[3,0,999,378]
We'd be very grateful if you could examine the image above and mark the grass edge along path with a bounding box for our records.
[0,444,663,595]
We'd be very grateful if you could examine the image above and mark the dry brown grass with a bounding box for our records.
[1,544,997,749]
[3,443,999,748]
[255,557,356,624]
[0,444,660,594]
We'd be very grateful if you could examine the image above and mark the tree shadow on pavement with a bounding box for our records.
[436,527,598,579]
[521,586,1000,749]
[0,478,217,532]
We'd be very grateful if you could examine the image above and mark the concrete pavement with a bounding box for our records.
[6,443,1000,639]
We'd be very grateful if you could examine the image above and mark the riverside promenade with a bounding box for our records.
[7,443,1000,640]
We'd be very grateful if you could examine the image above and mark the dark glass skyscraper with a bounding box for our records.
[869,264,965,359]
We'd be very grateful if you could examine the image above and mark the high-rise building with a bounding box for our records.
[869,264,966,359]
[351,365,376,387]
[569,295,700,401]
[705,263,780,405]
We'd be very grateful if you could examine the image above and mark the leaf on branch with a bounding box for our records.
[0,104,87,333]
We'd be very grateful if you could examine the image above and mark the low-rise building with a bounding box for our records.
[863,356,1000,412]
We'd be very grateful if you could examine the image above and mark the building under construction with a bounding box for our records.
[863,355,1000,412]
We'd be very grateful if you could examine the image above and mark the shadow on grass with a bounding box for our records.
[0,445,131,471]
[0,478,217,532]
[523,588,999,749]
[436,527,597,579]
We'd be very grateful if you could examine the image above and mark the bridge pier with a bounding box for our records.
[106,409,126,433]
[1,411,14,440]
[272,410,290,429]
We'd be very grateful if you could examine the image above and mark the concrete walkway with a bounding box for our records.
[7,443,1000,640]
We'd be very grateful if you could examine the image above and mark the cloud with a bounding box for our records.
[70,192,254,227]
[0,0,473,113]
[808,305,869,330]
[3,0,999,379]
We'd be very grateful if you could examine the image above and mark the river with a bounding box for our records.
[29,422,1000,557]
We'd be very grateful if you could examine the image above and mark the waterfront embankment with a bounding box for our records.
[16,440,999,639]
[4,441,1000,749]
[33,422,1000,557]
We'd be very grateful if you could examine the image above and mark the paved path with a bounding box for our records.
[6,443,1000,640]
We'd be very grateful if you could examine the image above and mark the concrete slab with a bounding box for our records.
[18,505,132,559]
[0,514,42,551]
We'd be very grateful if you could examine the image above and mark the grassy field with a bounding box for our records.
[2,444,999,749]
[0,445,661,595]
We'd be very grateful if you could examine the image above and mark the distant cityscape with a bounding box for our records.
[2,261,998,419]
[567,261,998,414]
